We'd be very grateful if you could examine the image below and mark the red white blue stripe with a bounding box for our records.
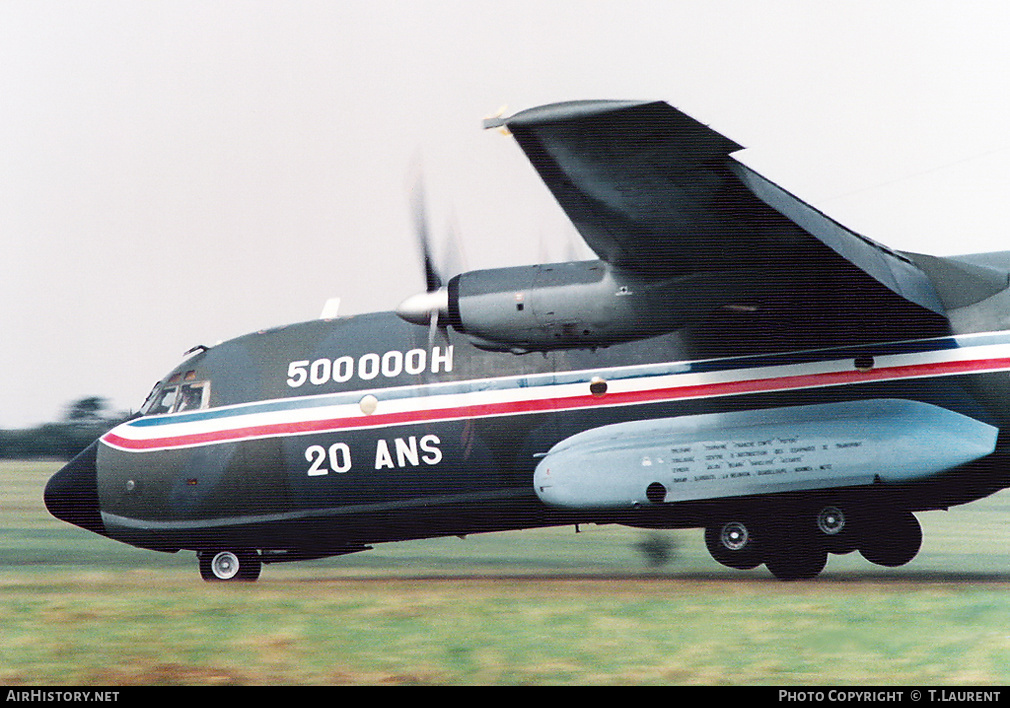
[101,332,1010,453]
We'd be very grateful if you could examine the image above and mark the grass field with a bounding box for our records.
[4,460,1010,685]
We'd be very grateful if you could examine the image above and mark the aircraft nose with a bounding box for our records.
[44,439,106,536]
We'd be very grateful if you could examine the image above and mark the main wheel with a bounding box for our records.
[199,549,262,582]
[814,504,859,554]
[765,541,828,581]
[761,515,828,581]
[859,510,922,568]
[705,519,763,570]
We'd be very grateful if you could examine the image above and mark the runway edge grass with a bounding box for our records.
[4,460,1010,685]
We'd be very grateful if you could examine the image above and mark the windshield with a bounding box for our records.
[140,372,210,415]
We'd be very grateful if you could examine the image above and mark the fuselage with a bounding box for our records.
[46,302,1010,563]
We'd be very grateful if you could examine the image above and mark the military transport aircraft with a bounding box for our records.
[44,100,1010,581]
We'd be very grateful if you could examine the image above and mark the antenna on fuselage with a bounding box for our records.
[319,297,341,320]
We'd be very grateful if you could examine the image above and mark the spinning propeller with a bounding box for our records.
[397,172,459,346]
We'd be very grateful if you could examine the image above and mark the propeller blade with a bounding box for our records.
[428,308,440,349]
[400,162,462,338]
[440,209,468,283]
[409,175,443,293]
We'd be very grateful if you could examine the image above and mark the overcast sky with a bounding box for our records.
[3,1,1010,429]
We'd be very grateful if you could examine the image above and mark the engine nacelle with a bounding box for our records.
[407,260,739,352]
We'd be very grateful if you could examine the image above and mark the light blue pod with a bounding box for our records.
[533,399,999,510]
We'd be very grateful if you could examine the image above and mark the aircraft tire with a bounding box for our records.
[705,519,763,570]
[859,510,922,568]
[764,540,828,581]
[814,503,859,555]
[236,550,262,581]
[199,549,262,582]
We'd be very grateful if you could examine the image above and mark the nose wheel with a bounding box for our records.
[199,549,262,582]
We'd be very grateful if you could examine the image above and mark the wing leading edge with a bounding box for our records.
[496,100,946,317]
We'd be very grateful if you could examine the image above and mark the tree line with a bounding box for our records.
[0,397,132,460]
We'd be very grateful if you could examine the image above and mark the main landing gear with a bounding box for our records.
[198,549,262,582]
[705,503,922,580]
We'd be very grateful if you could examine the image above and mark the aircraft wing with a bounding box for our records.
[493,100,945,316]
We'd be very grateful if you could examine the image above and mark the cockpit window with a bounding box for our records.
[141,375,211,416]
[177,382,208,412]
[144,386,178,415]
